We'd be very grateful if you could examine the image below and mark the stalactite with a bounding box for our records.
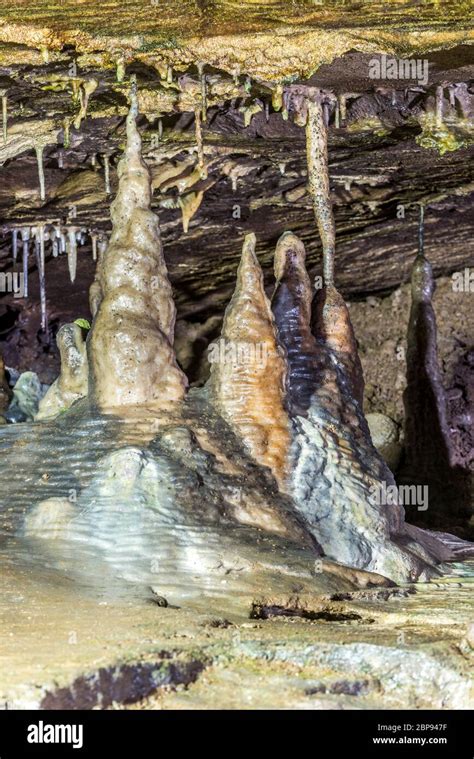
[58,149,64,169]
[334,100,340,128]
[67,227,78,283]
[435,84,444,127]
[35,144,46,202]
[305,95,336,286]
[339,93,347,123]
[74,79,98,130]
[104,153,111,194]
[241,100,263,127]
[34,224,47,332]
[91,232,98,262]
[194,107,207,178]
[207,233,290,485]
[179,191,204,233]
[63,118,70,149]
[2,94,7,144]
[116,56,126,83]
[197,62,207,122]
[20,227,29,298]
[11,228,18,262]
[158,118,163,139]
[272,84,283,112]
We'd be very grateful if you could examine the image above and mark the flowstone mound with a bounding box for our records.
[2,88,470,614]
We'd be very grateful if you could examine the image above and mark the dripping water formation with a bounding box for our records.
[0,0,473,713]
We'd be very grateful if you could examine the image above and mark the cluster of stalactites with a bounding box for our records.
[7,224,108,334]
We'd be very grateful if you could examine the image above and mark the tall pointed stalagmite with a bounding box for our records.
[207,233,290,484]
[274,96,463,582]
[88,81,187,409]
[399,206,471,520]
[272,231,320,416]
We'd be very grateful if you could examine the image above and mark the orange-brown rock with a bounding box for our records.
[207,233,290,485]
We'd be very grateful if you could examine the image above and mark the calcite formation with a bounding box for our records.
[88,82,188,409]
[36,323,88,420]
[207,232,290,486]
[399,208,472,522]
[11,91,471,602]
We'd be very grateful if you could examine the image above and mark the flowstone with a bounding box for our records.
[3,89,472,615]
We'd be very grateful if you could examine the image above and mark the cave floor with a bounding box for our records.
[1,555,473,711]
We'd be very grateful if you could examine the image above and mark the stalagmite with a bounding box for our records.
[36,323,88,420]
[88,80,187,409]
[67,227,78,283]
[20,227,29,298]
[207,233,290,485]
[272,232,320,416]
[35,144,46,202]
[58,149,64,169]
[399,206,471,519]
[305,95,336,285]
[104,153,111,194]
[2,94,7,144]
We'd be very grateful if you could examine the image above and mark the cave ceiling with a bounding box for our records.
[0,0,472,379]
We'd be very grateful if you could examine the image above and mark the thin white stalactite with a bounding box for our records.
[2,95,7,144]
[67,227,78,283]
[104,153,111,194]
[35,144,46,201]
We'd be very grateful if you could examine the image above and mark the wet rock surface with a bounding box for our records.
[1,555,472,710]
